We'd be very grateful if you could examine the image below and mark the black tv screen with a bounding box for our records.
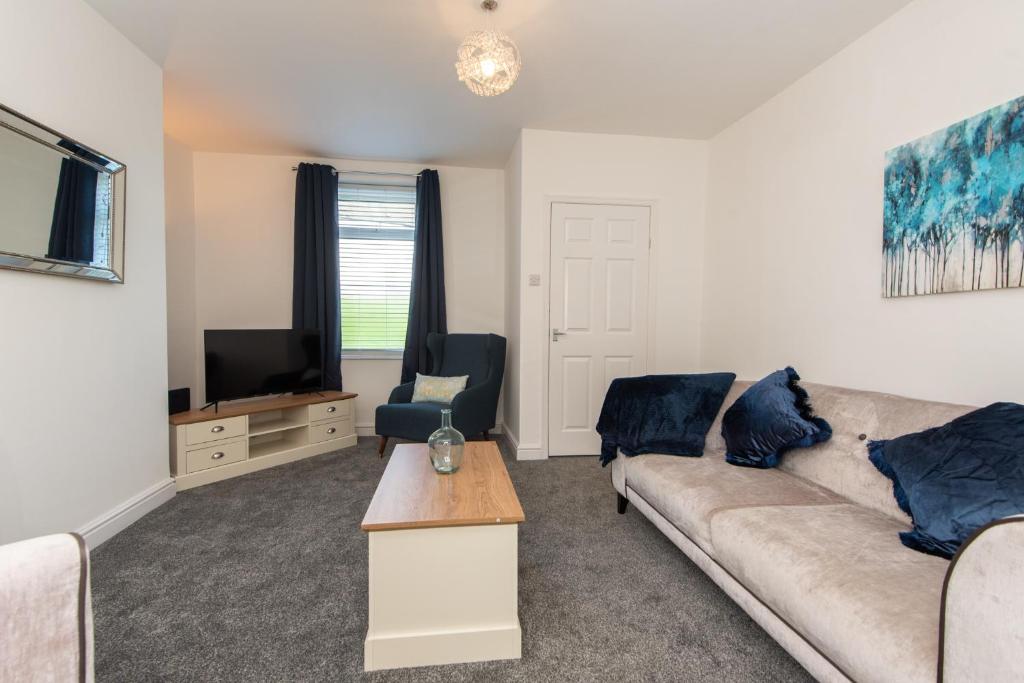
[204,329,323,403]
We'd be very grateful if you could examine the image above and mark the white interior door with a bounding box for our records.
[548,202,650,456]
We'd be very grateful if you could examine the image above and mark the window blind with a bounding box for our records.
[338,183,416,352]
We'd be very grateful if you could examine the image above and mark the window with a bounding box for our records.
[92,173,111,267]
[338,183,416,355]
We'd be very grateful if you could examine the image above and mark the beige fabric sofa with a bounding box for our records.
[0,533,94,682]
[610,381,1024,683]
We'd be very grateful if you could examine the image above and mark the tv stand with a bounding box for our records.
[169,390,358,490]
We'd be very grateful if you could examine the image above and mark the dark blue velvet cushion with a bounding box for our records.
[597,373,736,466]
[722,367,832,468]
[868,402,1024,558]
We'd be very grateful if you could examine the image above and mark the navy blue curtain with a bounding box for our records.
[292,162,342,391]
[401,169,447,383]
[47,141,99,264]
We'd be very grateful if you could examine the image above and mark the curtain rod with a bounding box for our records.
[290,166,421,178]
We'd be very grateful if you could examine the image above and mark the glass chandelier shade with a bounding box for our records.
[455,28,521,97]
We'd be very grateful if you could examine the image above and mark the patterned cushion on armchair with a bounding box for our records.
[411,373,469,403]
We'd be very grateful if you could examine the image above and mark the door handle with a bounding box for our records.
[552,328,567,342]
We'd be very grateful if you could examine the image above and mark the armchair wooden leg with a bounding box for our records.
[378,436,389,458]
[617,493,629,514]
[481,431,489,441]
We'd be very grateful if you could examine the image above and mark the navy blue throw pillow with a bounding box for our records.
[867,402,1024,558]
[722,367,832,468]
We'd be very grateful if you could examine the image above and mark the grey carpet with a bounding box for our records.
[92,438,813,682]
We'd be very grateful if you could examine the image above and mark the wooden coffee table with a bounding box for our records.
[360,441,526,671]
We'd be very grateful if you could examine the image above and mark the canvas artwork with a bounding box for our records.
[883,95,1024,297]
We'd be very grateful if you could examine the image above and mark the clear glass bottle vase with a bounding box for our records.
[428,409,465,474]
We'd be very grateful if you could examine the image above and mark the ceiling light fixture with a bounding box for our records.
[455,0,521,97]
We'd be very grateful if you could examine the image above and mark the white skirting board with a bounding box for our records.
[76,478,176,549]
[503,427,546,461]
[366,624,521,671]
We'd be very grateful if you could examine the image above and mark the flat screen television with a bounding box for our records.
[204,329,323,404]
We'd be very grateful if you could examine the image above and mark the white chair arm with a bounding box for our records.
[940,515,1024,682]
[0,533,93,682]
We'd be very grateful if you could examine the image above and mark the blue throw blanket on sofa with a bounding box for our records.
[597,373,736,466]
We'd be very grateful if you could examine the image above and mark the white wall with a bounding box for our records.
[503,134,523,445]
[508,129,709,457]
[702,0,1024,406]
[164,136,197,397]
[0,0,170,545]
[181,152,505,431]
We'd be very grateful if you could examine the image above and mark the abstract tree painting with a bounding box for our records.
[883,95,1024,297]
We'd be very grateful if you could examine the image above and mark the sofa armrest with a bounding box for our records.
[610,455,627,497]
[388,381,415,404]
[0,533,93,682]
[939,515,1024,682]
[451,382,499,433]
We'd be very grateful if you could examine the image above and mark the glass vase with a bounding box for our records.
[428,409,465,474]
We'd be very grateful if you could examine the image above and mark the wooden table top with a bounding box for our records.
[361,442,526,531]
[169,390,358,425]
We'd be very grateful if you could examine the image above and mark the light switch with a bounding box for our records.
[528,274,541,286]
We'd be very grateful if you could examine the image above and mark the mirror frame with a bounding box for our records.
[0,103,126,283]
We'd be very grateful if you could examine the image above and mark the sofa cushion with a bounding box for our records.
[722,368,833,468]
[708,380,976,523]
[710,503,949,683]
[623,453,842,552]
[777,382,975,524]
[868,402,1024,558]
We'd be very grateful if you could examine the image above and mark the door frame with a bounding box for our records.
[542,195,659,457]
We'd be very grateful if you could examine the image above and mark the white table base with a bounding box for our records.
[364,523,521,671]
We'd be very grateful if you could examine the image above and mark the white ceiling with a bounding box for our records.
[86,0,912,168]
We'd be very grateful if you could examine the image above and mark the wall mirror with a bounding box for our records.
[0,103,126,283]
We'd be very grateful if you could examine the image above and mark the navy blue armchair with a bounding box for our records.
[375,333,506,456]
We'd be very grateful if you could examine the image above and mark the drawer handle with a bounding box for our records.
[326,427,336,434]
[211,452,225,460]
[327,406,337,413]
[211,425,225,433]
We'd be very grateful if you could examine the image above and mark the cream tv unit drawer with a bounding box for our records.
[185,415,246,446]
[310,418,353,444]
[170,391,358,490]
[310,399,351,423]
[186,439,247,474]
